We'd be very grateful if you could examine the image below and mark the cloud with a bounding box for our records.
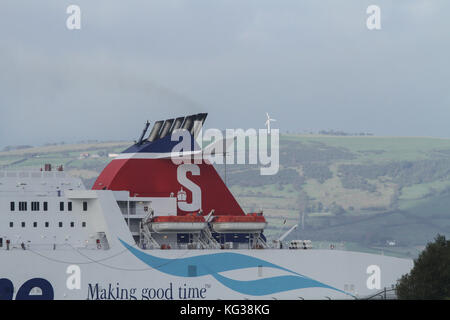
[0,0,449,148]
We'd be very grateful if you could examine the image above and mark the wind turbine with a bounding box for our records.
[265,113,276,134]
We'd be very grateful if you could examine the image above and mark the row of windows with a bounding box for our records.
[9,221,87,228]
[10,201,88,212]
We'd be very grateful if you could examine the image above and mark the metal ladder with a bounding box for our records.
[253,233,269,249]
[140,222,160,249]
[200,227,221,249]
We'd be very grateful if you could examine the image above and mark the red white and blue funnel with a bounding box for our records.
[92,113,245,216]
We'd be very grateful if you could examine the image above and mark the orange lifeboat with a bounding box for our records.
[211,213,267,233]
[148,214,206,233]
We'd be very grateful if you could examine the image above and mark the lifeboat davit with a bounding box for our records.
[211,213,267,233]
[148,215,206,233]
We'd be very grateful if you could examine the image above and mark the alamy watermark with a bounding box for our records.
[170,128,280,176]
[66,5,81,30]
[366,265,381,290]
[366,5,381,30]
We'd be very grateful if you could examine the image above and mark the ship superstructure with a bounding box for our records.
[92,113,270,250]
[0,114,413,300]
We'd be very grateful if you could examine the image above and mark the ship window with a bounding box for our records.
[19,202,27,211]
[82,222,86,228]
[45,222,49,228]
[83,201,88,211]
[21,222,25,228]
[10,202,15,211]
[59,222,63,228]
[43,202,48,211]
[9,222,13,228]
[31,202,40,211]
[70,222,74,228]
[33,222,37,228]
[68,202,72,211]
[60,202,64,211]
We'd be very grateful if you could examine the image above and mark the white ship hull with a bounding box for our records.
[0,246,412,300]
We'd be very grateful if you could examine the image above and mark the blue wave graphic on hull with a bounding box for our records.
[210,273,334,296]
[119,239,351,297]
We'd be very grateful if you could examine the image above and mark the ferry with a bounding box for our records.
[0,113,413,300]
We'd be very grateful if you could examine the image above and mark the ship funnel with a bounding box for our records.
[93,112,245,216]
[147,121,164,142]
[191,113,208,138]
[171,117,185,133]
[181,115,195,132]
[159,119,175,139]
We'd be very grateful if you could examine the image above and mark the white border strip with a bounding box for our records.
[114,150,203,160]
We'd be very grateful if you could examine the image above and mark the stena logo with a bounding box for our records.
[176,164,201,212]
[0,278,54,300]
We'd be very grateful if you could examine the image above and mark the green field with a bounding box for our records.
[2,135,450,258]
[224,134,450,257]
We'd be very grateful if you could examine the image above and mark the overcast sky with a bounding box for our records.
[0,0,449,148]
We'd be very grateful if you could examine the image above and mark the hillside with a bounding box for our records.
[2,135,450,258]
